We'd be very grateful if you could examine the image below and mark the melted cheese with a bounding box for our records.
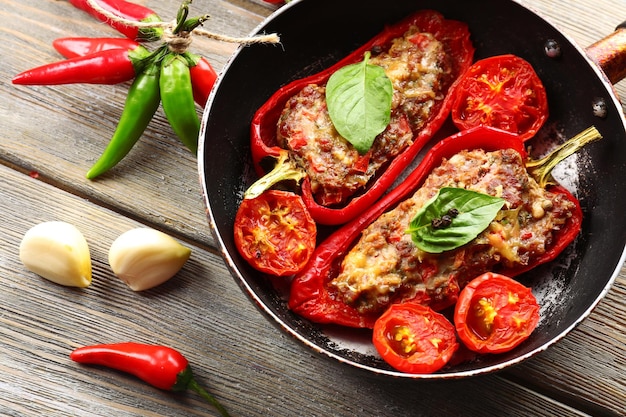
[331,148,576,314]
[277,28,448,206]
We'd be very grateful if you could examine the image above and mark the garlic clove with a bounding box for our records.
[19,221,92,288]
[108,228,191,291]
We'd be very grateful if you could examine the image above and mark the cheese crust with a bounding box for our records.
[331,148,576,314]
[277,28,451,206]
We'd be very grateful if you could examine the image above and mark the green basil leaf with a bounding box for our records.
[326,52,393,154]
[406,187,506,254]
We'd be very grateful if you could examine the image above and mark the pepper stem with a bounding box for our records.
[187,378,232,417]
[173,1,190,34]
[181,15,211,32]
[526,126,602,188]
[244,149,307,199]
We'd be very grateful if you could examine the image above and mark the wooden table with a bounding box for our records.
[1,0,624,415]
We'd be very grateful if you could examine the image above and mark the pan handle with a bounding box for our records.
[586,22,626,85]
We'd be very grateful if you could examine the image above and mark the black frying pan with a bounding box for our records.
[198,0,626,378]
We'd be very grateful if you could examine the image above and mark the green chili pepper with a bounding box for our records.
[160,53,200,154]
[86,63,161,179]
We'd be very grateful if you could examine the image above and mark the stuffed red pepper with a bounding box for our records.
[288,126,597,328]
[249,10,474,225]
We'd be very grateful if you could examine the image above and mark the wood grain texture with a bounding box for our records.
[1,164,596,417]
[1,0,625,416]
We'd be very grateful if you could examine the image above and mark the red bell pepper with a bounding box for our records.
[250,10,474,226]
[288,126,588,328]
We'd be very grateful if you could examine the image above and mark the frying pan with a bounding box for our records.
[198,0,626,378]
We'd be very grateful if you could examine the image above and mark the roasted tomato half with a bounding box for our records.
[234,190,316,276]
[450,54,548,141]
[454,272,540,354]
[373,303,459,374]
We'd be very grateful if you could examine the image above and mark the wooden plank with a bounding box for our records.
[506,274,626,415]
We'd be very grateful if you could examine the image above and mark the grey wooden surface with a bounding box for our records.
[0,0,624,415]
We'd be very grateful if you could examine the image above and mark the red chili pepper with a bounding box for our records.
[51,36,218,108]
[53,36,141,59]
[249,10,474,225]
[189,55,218,107]
[70,342,231,417]
[68,0,163,42]
[288,126,585,328]
[11,46,150,85]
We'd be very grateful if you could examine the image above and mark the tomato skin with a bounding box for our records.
[454,272,540,354]
[451,54,548,141]
[234,190,317,276]
[373,303,459,374]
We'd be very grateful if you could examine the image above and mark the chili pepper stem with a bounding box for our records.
[187,378,231,417]
[244,149,306,199]
[526,126,602,188]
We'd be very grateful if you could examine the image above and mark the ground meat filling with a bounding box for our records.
[276,28,451,206]
[330,148,576,315]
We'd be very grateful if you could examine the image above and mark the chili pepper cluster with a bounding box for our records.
[12,0,218,179]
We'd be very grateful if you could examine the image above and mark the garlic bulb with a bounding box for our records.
[108,228,191,291]
[19,221,92,287]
